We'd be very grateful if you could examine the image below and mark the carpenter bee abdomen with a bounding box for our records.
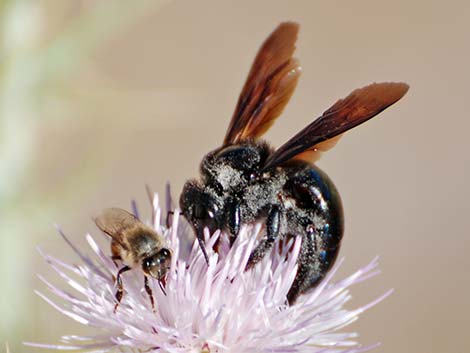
[284,164,344,302]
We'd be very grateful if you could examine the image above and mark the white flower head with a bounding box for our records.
[28,193,391,353]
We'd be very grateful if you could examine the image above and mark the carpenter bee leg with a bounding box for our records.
[286,226,322,305]
[114,265,131,313]
[227,200,241,241]
[287,266,322,305]
[144,276,156,312]
[286,248,310,305]
[246,207,281,270]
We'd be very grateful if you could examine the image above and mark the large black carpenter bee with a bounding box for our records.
[179,22,408,304]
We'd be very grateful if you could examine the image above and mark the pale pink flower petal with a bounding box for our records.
[26,194,390,353]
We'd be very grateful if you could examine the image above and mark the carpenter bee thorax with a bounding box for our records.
[200,140,273,190]
[181,141,280,242]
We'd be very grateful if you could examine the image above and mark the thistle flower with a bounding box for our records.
[28,193,391,353]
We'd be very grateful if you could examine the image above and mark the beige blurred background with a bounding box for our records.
[1,0,469,352]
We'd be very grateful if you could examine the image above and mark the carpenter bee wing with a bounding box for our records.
[223,22,301,145]
[94,208,150,244]
[262,82,409,169]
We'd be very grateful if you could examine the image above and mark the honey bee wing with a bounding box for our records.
[263,82,409,169]
[94,208,147,245]
[223,22,301,145]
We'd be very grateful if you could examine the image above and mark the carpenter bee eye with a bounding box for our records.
[194,203,207,219]
[194,202,218,220]
[193,198,220,236]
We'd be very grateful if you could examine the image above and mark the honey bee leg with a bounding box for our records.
[158,280,167,296]
[110,240,123,267]
[114,265,131,313]
[111,255,122,268]
[144,276,156,312]
[246,207,281,270]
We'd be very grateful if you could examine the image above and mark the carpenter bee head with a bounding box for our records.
[180,180,225,237]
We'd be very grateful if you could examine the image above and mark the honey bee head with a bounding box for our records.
[141,248,171,280]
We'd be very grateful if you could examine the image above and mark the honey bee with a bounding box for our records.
[180,22,409,304]
[95,208,171,312]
